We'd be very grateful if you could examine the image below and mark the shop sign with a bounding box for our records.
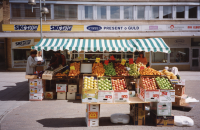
[87,25,102,31]
[84,25,141,31]
[50,25,73,31]
[12,39,34,49]
[166,38,190,48]
[14,25,38,31]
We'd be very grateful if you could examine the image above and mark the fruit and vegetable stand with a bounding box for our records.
[25,38,193,127]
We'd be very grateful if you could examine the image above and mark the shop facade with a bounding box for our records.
[1,0,200,71]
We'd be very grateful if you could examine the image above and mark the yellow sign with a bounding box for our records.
[95,58,100,63]
[88,112,98,119]
[70,66,75,70]
[121,59,126,65]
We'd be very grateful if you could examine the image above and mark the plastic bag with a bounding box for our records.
[174,116,194,127]
[110,113,130,124]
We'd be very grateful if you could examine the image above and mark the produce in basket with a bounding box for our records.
[139,68,163,75]
[104,62,116,76]
[162,69,177,79]
[114,63,129,76]
[92,63,105,77]
[68,62,80,76]
[155,77,173,89]
[142,77,157,90]
[83,76,97,89]
[126,63,140,77]
[112,79,126,90]
[98,78,112,90]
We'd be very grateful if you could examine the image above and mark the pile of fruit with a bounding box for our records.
[83,76,97,89]
[68,62,80,76]
[126,63,140,77]
[92,63,105,77]
[104,62,116,76]
[137,62,146,69]
[98,78,112,90]
[114,63,129,76]
[55,73,67,76]
[155,77,173,89]
[112,79,126,90]
[162,69,177,79]
[139,68,162,75]
[141,77,157,90]
[62,69,69,74]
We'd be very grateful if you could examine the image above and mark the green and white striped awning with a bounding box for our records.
[31,39,136,52]
[129,38,170,53]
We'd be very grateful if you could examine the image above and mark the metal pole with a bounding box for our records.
[40,0,43,39]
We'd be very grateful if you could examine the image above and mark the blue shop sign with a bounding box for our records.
[87,25,102,31]
[14,25,38,31]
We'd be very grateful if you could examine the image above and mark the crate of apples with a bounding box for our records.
[114,63,129,76]
[141,77,157,90]
[112,79,127,90]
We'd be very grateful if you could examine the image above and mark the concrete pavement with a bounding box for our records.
[0,71,200,130]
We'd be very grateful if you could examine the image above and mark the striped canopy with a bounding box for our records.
[31,39,136,52]
[129,38,170,53]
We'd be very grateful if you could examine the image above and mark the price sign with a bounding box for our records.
[140,66,145,70]
[95,58,100,63]
[70,66,75,70]
[121,59,126,65]
[110,55,115,60]
[104,60,109,65]
[129,58,133,64]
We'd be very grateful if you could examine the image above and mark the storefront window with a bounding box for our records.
[189,6,197,18]
[85,6,93,19]
[13,49,31,67]
[85,52,103,60]
[110,6,120,19]
[152,52,168,63]
[176,6,185,18]
[137,6,145,19]
[151,6,159,19]
[124,6,133,19]
[191,38,200,46]
[54,4,77,19]
[163,6,172,18]
[170,48,189,63]
[97,6,107,20]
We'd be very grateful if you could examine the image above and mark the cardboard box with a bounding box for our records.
[98,90,114,103]
[67,92,76,100]
[86,118,99,127]
[139,87,160,102]
[130,104,145,125]
[45,92,53,99]
[56,84,67,92]
[68,85,77,93]
[82,89,98,103]
[86,104,100,127]
[29,79,42,87]
[178,79,185,85]
[76,93,81,100]
[174,85,185,96]
[114,90,129,102]
[172,94,187,106]
[87,104,100,112]
[25,75,38,79]
[159,89,175,102]
[150,102,172,116]
[29,94,43,101]
[30,86,43,94]
[150,111,174,127]
[57,92,66,100]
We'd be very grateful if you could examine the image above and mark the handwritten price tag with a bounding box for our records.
[95,58,100,63]
[129,58,133,64]
[70,66,75,70]
[121,59,126,65]
[104,60,109,65]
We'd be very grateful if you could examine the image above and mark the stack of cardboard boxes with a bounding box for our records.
[67,85,77,100]
[29,79,43,101]
[56,84,67,100]
[85,104,100,127]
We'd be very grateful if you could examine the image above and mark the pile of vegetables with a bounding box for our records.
[104,62,116,76]
[68,62,80,76]
[139,68,162,75]
[126,63,140,78]
[92,63,105,77]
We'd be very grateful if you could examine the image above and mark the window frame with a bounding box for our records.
[96,5,107,20]
[163,6,173,19]
[175,6,185,19]
[169,48,190,64]
[151,6,160,20]
[188,6,198,19]
[84,5,94,20]
[136,6,145,20]
[123,6,133,20]
[110,5,121,20]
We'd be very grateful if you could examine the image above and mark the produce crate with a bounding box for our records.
[174,85,185,96]
[42,70,54,80]
[155,76,175,102]
[68,61,81,78]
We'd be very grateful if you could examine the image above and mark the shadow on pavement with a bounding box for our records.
[0,81,29,101]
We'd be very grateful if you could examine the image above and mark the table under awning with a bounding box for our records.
[31,39,136,52]
[128,38,170,53]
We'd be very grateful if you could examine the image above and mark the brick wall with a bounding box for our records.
[3,0,10,24]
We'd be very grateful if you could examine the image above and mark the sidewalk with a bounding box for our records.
[0,71,200,130]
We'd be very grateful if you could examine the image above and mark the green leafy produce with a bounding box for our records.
[104,62,116,76]
[126,63,140,78]
[155,77,173,89]
[98,78,112,90]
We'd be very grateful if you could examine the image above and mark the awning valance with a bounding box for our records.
[31,39,136,52]
[128,38,170,53]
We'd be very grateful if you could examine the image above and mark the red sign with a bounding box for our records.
[153,94,159,98]
[110,55,115,60]
[129,58,133,64]
[162,91,168,95]
[105,95,112,99]
[121,95,128,98]
[104,60,109,65]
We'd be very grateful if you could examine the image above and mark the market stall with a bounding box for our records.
[25,38,193,127]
